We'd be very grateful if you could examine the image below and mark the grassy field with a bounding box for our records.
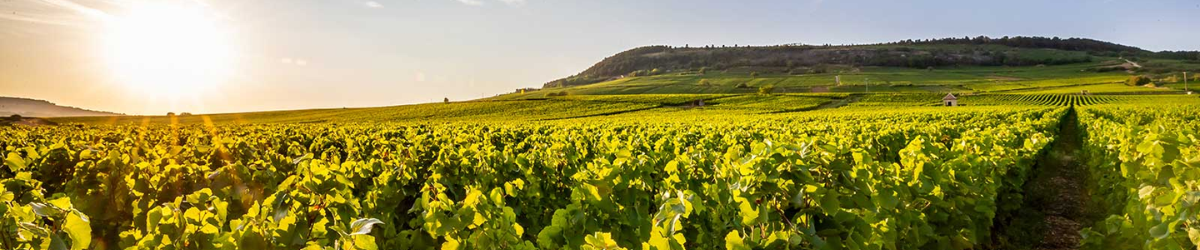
[51,98,662,124]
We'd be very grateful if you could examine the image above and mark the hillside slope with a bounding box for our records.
[498,59,1197,100]
[542,36,1195,89]
[0,97,121,117]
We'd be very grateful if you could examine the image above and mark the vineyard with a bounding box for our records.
[853,94,1196,107]
[1076,104,1200,249]
[2,94,1200,249]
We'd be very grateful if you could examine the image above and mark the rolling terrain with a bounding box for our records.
[4,37,1200,250]
[0,96,121,118]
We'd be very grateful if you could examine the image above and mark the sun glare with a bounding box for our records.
[103,2,235,96]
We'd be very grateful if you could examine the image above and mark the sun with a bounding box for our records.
[102,1,235,96]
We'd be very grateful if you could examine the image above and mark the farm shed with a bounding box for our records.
[943,93,958,106]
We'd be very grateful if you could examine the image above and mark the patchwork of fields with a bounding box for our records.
[500,59,1195,100]
[3,93,1200,249]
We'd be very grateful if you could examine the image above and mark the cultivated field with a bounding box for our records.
[4,92,1200,249]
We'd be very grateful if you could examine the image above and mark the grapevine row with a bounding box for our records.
[1076,104,1200,249]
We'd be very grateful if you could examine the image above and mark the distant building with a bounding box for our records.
[943,93,958,106]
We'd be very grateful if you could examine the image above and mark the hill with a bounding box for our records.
[0,96,122,118]
[500,59,1199,100]
[540,36,1199,89]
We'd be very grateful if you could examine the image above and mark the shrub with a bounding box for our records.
[758,85,776,95]
[808,65,828,74]
[1126,76,1152,86]
[1088,66,1124,73]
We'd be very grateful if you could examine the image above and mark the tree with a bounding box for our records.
[9,114,20,119]
[167,112,176,116]
[1126,75,1152,86]
[444,97,450,104]
[698,67,708,75]
[758,85,775,95]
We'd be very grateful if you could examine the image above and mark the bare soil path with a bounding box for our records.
[992,107,1097,250]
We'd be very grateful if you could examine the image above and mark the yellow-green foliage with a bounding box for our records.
[1078,104,1200,249]
[10,93,1200,249]
[6,106,1067,249]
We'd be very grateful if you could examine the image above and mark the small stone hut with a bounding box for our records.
[942,93,958,106]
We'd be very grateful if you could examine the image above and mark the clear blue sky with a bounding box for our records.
[2,0,1198,114]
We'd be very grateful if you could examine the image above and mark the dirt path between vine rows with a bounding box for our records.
[992,107,1097,250]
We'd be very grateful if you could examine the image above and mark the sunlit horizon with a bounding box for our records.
[102,1,237,100]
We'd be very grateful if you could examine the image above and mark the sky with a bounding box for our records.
[1,0,1198,115]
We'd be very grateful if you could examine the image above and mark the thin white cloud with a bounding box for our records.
[2,0,115,27]
[34,0,112,20]
[0,12,91,28]
[456,0,484,6]
[365,1,383,8]
[280,58,308,66]
[8,0,233,27]
[497,0,525,6]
